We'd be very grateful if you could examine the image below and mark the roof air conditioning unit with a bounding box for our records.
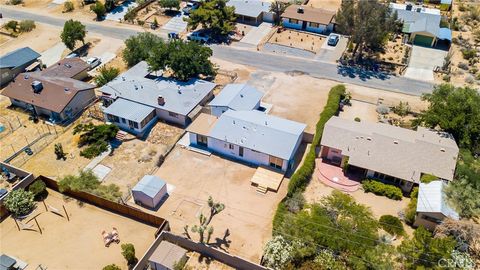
[31,80,43,94]
[297,7,304,14]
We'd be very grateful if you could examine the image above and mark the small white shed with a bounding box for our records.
[132,175,167,209]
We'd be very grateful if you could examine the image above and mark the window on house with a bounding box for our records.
[289,19,299,24]
[128,120,139,129]
[421,214,442,224]
[309,22,320,28]
[269,156,283,170]
[121,118,126,123]
[107,114,119,123]
[229,144,234,150]
[197,134,208,146]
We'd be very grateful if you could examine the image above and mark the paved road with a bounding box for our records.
[2,7,435,95]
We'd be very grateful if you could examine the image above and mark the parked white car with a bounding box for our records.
[86,57,101,70]
[187,31,212,43]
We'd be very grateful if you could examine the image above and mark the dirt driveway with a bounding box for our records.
[150,147,288,262]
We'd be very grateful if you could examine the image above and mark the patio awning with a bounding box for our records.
[437,28,452,41]
[103,98,155,123]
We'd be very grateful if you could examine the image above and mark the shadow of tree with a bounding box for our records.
[207,228,231,252]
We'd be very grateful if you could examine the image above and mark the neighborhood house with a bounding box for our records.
[281,5,336,34]
[227,0,273,25]
[1,58,95,123]
[188,111,306,172]
[208,83,263,117]
[100,61,216,135]
[0,47,41,86]
[414,180,459,230]
[320,117,459,192]
[390,3,452,47]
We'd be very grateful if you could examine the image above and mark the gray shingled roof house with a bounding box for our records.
[0,47,41,86]
[208,83,263,116]
[320,117,459,192]
[100,61,216,135]
[414,180,459,230]
[188,110,306,172]
[390,3,451,47]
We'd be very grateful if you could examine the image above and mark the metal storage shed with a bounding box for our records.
[132,175,167,209]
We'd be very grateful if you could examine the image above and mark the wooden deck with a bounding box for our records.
[251,167,284,193]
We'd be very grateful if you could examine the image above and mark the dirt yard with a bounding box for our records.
[99,122,183,194]
[268,29,325,53]
[0,189,156,270]
[379,36,409,65]
[304,0,341,11]
[0,23,61,55]
[144,147,288,263]
[340,100,379,123]
[303,176,414,238]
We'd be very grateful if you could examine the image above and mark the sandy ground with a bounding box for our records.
[268,30,325,53]
[0,189,156,270]
[340,100,379,123]
[99,121,183,194]
[305,0,341,11]
[0,23,61,55]
[144,147,288,263]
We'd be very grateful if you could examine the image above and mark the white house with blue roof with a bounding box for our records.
[188,111,306,172]
[208,84,263,117]
[132,175,168,209]
[0,47,40,86]
[100,61,216,135]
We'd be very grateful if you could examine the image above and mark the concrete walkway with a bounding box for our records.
[39,42,66,67]
[404,45,447,81]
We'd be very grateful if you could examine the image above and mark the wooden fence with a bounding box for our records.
[38,176,169,231]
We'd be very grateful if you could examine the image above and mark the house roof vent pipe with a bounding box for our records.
[158,95,165,106]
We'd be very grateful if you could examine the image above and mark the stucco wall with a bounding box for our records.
[105,114,157,135]
[282,18,303,30]
[62,89,96,119]
[156,108,187,126]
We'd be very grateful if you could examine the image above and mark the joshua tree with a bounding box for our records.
[54,143,66,160]
[206,196,225,225]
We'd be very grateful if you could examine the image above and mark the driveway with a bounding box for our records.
[39,42,66,67]
[315,35,348,63]
[404,45,447,81]
[160,14,188,34]
[105,0,138,21]
[239,22,272,47]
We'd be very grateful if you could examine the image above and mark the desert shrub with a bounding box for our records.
[124,7,137,23]
[28,180,47,200]
[462,49,476,60]
[73,123,118,159]
[102,264,121,270]
[465,75,475,84]
[362,180,403,200]
[404,187,418,225]
[379,215,404,236]
[19,20,35,32]
[420,174,438,183]
[458,62,469,70]
[4,189,35,217]
[262,235,295,269]
[64,1,74,12]
[392,101,410,117]
[8,0,22,4]
[470,67,479,74]
[58,170,100,193]
[443,75,451,82]
[121,243,136,265]
[5,20,18,32]
[354,117,361,122]
[284,191,305,213]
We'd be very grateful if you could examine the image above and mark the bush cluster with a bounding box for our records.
[404,187,418,225]
[379,215,405,236]
[420,174,437,183]
[273,84,345,228]
[362,180,403,200]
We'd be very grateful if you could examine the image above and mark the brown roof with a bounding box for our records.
[186,113,218,136]
[282,5,336,25]
[1,72,94,113]
[42,58,89,78]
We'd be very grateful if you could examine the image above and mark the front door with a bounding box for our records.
[302,21,307,30]
[239,147,244,157]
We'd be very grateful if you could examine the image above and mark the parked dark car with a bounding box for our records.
[182,2,199,15]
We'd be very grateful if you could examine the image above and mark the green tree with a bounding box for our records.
[185,0,236,36]
[4,189,35,217]
[28,180,47,200]
[73,123,118,159]
[90,1,106,20]
[397,226,456,269]
[95,66,120,86]
[269,0,290,25]
[147,39,216,81]
[60,19,86,51]
[102,264,121,270]
[158,0,180,11]
[19,20,36,32]
[124,7,137,23]
[404,187,418,225]
[379,215,405,237]
[5,20,18,32]
[105,0,117,11]
[64,1,74,12]
[54,143,66,160]
[445,177,480,219]
[58,169,101,193]
[415,84,480,152]
[335,0,399,60]
[122,32,163,67]
[121,243,136,265]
